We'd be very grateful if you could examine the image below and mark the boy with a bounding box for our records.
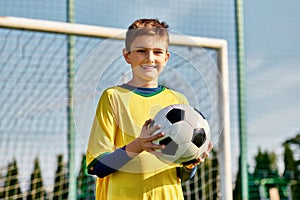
[86,18,212,200]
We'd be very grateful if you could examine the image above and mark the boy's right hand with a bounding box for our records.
[125,119,165,158]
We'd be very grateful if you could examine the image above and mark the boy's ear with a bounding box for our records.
[165,51,170,62]
[122,48,131,64]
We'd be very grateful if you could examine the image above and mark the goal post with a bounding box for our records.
[0,16,232,199]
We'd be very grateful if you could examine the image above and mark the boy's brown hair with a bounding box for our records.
[125,18,170,52]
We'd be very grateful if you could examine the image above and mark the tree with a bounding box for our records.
[76,154,95,199]
[3,159,23,199]
[253,148,278,178]
[284,133,300,178]
[233,155,242,200]
[53,154,68,200]
[284,133,300,145]
[283,136,300,200]
[283,143,297,180]
[27,158,46,199]
[0,171,4,199]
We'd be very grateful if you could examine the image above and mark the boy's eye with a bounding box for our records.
[136,49,147,53]
[133,48,166,55]
[154,50,164,54]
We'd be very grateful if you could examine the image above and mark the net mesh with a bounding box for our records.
[0,28,101,199]
[0,14,229,200]
[0,25,226,199]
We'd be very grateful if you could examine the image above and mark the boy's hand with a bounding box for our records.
[125,119,165,158]
[184,142,213,169]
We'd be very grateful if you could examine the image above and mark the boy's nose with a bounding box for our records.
[145,50,155,63]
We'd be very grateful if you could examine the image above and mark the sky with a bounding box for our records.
[0,0,300,188]
[244,1,300,171]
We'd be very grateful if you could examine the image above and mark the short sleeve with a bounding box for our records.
[86,89,118,169]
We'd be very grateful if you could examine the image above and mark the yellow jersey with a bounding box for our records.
[86,85,188,200]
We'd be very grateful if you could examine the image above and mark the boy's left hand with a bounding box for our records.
[184,142,213,169]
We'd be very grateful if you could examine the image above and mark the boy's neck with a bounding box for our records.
[127,80,158,88]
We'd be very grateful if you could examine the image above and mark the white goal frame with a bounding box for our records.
[0,16,232,199]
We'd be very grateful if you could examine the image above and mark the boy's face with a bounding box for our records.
[123,35,170,87]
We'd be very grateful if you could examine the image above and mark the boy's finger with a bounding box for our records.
[149,124,161,131]
[149,131,164,141]
[144,119,152,126]
[146,143,165,154]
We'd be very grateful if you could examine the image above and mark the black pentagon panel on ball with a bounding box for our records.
[166,108,185,124]
[159,136,178,156]
[192,128,206,147]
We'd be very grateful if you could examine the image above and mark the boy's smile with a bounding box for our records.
[123,35,170,88]
[141,64,157,70]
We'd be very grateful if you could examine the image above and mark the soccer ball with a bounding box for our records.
[150,104,211,165]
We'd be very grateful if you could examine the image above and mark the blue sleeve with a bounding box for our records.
[90,146,132,178]
[176,166,197,181]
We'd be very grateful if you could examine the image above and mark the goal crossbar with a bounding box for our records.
[0,16,226,48]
